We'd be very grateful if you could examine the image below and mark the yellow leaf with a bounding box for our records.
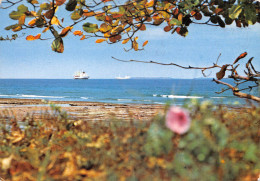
[126,27,131,32]
[95,39,106,43]
[134,36,138,41]
[178,13,183,22]
[142,40,148,47]
[122,38,130,44]
[51,16,60,25]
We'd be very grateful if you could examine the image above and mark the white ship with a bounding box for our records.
[74,71,89,79]
[115,75,131,79]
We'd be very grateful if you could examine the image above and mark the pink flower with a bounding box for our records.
[166,106,191,135]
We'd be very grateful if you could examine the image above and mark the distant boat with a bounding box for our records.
[74,71,89,79]
[115,75,131,79]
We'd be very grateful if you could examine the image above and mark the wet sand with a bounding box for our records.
[0,98,165,121]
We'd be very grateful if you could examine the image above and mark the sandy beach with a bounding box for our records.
[0,98,165,121]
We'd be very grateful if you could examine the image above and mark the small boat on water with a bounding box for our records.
[115,75,131,79]
[74,71,89,79]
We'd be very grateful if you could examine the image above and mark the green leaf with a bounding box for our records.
[5,24,20,30]
[244,144,258,162]
[71,10,82,20]
[9,4,28,20]
[229,5,242,19]
[51,37,64,53]
[82,22,98,33]
[40,3,51,10]
[244,5,257,25]
[17,4,28,13]
[9,11,24,20]
[169,18,182,26]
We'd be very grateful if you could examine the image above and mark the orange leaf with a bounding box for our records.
[190,11,196,16]
[42,27,49,33]
[60,26,73,37]
[18,15,26,25]
[102,0,111,2]
[173,8,179,16]
[12,26,22,32]
[145,0,154,7]
[26,34,41,41]
[138,24,146,31]
[122,38,130,44]
[56,0,66,6]
[109,36,117,43]
[34,33,41,39]
[142,40,148,47]
[214,8,223,14]
[28,18,37,26]
[95,39,106,43]
[164,25,172,32]
[80,35,85,40]
[178,13,183,22]
[233,52,247,64]
[83,10,95,17]
[73,30,83,36]
[112,13,124,19]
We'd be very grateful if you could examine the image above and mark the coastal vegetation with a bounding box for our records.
[0,101,259,180]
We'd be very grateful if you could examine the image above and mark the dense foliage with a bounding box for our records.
[1,0,260,52]
[0,101,259,180]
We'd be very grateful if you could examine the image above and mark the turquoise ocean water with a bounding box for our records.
[0,79,258,105]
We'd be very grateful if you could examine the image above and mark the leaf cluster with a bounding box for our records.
[1,0,259,52]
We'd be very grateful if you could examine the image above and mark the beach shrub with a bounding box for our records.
[0,102,259,180]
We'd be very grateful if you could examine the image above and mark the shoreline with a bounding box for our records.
[0,98,165,121]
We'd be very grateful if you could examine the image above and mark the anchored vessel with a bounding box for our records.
[115,76,131,79]
[74,71,89,79]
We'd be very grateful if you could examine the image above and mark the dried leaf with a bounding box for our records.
[233,52,247,64]
[216,64,229,80]
[133,40,138,51]
[56,0,66,6]
[164,25,172,32]
[142,40,148,47]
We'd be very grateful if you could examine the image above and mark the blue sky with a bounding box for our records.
[0,4,259,79]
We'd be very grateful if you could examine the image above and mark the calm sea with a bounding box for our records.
[0,79,258,105]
